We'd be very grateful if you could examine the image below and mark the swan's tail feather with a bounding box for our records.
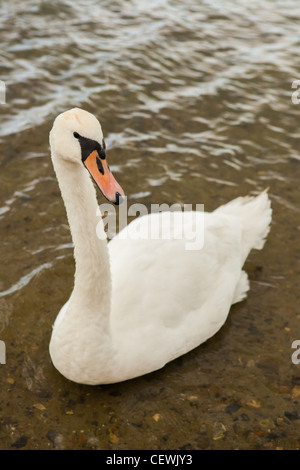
[214,189,272,263]
[232,270,249,304]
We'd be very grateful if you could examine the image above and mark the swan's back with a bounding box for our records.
[107,191,271,381]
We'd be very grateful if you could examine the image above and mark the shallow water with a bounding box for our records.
[0,0,300,450]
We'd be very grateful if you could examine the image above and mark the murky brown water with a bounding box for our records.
[0,0,300,450]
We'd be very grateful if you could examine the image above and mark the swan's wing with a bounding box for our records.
[107,211,243,377]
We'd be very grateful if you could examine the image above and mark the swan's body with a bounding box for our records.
[49,108,272,385]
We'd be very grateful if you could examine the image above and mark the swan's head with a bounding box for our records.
[50,108,125,205]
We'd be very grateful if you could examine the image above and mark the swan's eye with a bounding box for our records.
[73,132,80,139]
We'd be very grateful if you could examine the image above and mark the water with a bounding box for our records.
[0,0,299,450]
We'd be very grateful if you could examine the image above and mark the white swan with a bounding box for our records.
[49,108,272,385]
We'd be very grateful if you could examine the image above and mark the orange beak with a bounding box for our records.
[83,149,125,205]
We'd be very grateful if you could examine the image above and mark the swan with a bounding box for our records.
[49,107,272,385]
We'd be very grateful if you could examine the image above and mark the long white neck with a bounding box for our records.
[51,155,111,332]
